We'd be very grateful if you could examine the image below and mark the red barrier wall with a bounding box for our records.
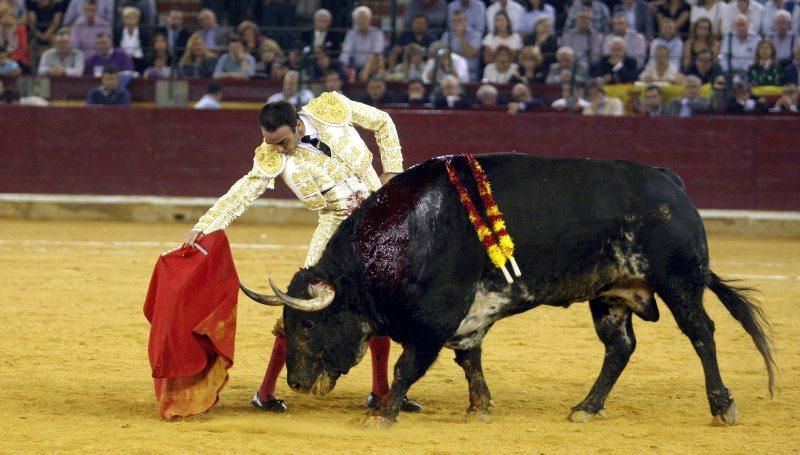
[1,106,798,210]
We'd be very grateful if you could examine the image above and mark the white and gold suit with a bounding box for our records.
[193,92,404,267]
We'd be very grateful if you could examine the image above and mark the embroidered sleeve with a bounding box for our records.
[347,98,404,174]
[192,165,273,234]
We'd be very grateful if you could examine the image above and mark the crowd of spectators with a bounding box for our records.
[0,0,798,113]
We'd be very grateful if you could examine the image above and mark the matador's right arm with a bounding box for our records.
[192,163,275,234]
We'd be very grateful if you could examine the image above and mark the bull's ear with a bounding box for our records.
[270,278,335,312]
[240,284,284,306]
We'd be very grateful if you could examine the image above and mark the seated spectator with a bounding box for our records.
[433,74,471,108]
[636,84,665,116]
[560,7,604,66]
[655,0,691,37]
[476,83,500,106]
[482,45,518,83]
[322,69,344,93]
[71,0,111,58]
[785,44,800,85]
[284,43,304,71]
[507,82,543,113]
[748,39,784,87]
[37,27,84,75]
[270,58,288,81]
[686,48,723,85]
[665,75,711,116]
[0,44,20,75]
[0,0,26,22]
[179,33,217,78]
[519,0,555,37]
[386,42,426,81]
[84,32,134,77]
[592,36,639,84]
[725,77,768,113]
[482,10,522,64]
[63,0,109,26]
[682,18,719,72]
[142,32,170,74]
[551,82,591,111]
[267,70,314,106]
[142,51,170,80]
[440,9,481,81]
[26,0,63,58]
[546,46,588,84]
[486,0,525,34]
[194,82,223,109]
[253,38,283,79]
[422,41,469,83]
[213,36,256,79]
[197,9,227,55]
[339,6,385,70]
[523,16,557,68]
[300,9,342,55]
[159,9,190,55]
[237,20,263,59]
[389,13,437,68]
[564,0,611,34]
[639,44,684,84]
[583,79,624,116]
[309,46,345,81]
[405,0,447,31]
[771,10,794,64]
[509,44,545,84]
[360,77,395,106]
[613,0,654,40]
[447,0,486,34]
[358,52,386,82]
[114,6,149,73]
[648,18,682,70]
[719,14,759,74]
[86,65,130,105]
[770,83,799,112]
[689,0,722,36]
[720,0,763,36]
[602,13,646,70]
[115,0,156,26]
[761,0,789,37]
[399,78,428,105]
[0,4,28,70]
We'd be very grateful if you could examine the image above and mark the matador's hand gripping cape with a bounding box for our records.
[143,231,239,420]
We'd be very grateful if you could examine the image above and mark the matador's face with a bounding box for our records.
[262,119,305,154]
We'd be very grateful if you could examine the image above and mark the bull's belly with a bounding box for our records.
[443,279,655,351]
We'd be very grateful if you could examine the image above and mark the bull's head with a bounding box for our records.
[241,270,371,396]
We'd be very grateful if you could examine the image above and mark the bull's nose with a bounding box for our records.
[289,380,302,391]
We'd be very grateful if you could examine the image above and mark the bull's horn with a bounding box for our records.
[269,278,335,312]
[240,284,284,306]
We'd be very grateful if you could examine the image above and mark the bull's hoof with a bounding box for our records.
[711,400,737,427]
[464,408,492,424]
[568,408,606,423]
[360,413,396,429]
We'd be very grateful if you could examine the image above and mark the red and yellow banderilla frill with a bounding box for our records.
[445,156,521,284]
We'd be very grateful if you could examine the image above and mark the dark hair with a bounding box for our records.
[408,78,424,87]
[102,64,119,75]
[206,82,223,94]
[411,13,427,22]
[258,101,299,132]
[645,84,661,94]
[227,35,243,46]
[323,69,341,79]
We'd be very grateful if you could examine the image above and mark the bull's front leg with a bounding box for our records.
[455,347,495,423]
[362,342,440,428]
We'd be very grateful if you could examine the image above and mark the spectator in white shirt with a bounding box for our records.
[339,6,386,70]
[486,0,525,34]
[194,83,223,109]
[648,18,683,70]
[721,0,763,36]
[719,14,760,72]
[771,10,795,63]
[422,40,470,83]
[482,45,518,82]
[37,27,85,76]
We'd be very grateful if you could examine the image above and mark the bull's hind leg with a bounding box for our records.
[569,297,635,423]
[659,283,737,426]
[362,342,441,427]
[455,347,495,423]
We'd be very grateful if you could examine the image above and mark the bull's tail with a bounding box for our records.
[707,272,776,396]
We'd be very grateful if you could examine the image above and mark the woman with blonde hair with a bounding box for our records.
[254,38,283,78]
[387,42,425,81]
[639,44,684,84]
[0,4,28,70]
[237,20,263,58]
[510,45,546,84]
[179,33,217,78]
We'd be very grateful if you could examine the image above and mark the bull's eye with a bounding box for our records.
[303,320,315,329]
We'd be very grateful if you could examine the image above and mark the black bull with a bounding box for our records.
[242,153,775,426]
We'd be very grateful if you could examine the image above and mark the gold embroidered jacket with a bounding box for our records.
[193,92,403,234]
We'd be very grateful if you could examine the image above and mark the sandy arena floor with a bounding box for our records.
[0,219,798,453]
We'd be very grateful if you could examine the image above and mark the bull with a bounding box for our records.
[242,153,775,426]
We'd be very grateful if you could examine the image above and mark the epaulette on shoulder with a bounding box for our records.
[301,92,351,125]
[254,142,286,177]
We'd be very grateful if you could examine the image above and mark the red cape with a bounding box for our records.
[143,231,239,420]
